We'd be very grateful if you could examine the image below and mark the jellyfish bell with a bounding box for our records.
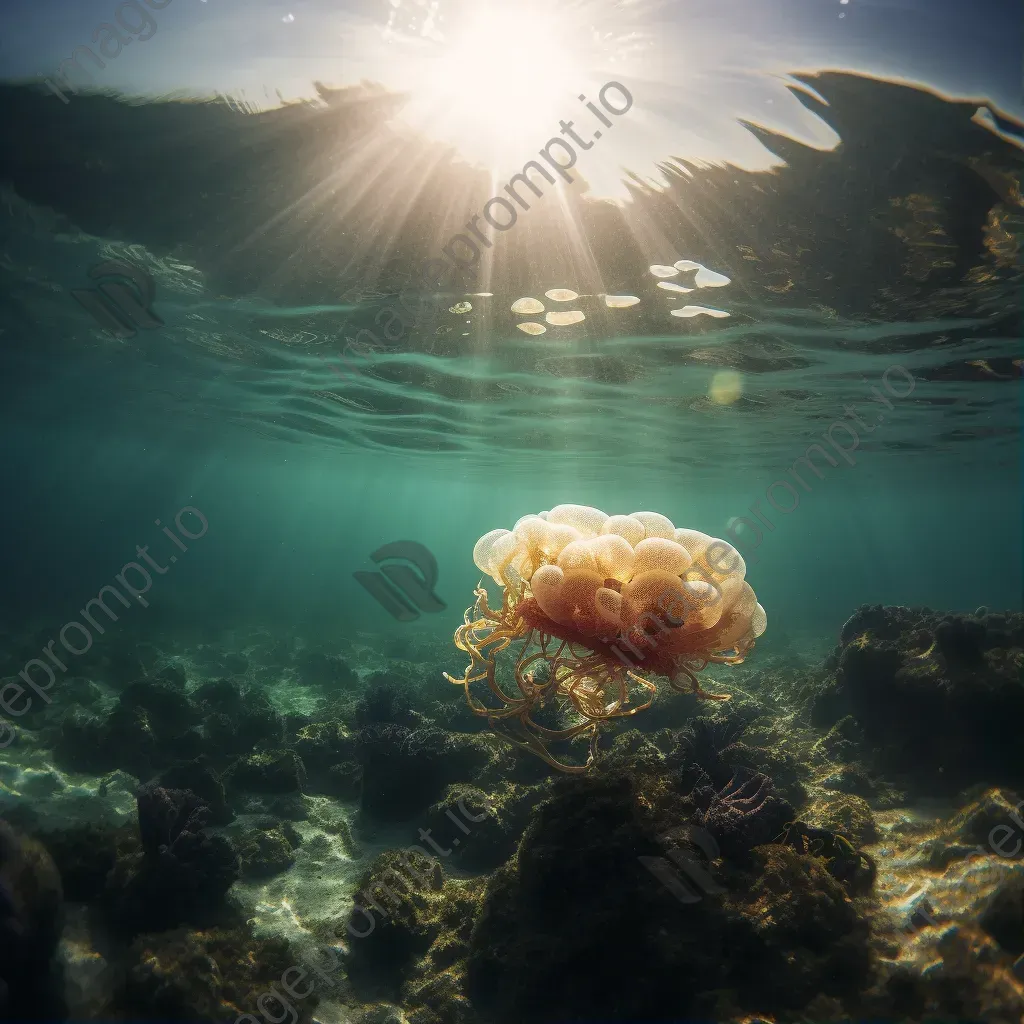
[446,506,766,772]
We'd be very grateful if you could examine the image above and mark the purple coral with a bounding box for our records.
[692,768,794,858]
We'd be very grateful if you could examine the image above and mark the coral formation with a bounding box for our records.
[104,782,240,937]
[693,768,794,858]
[446,505,766,770]
[119,926,320,1024]
[464,771,871,1024]
[343,847,482,1017]
[810,604,1024,791]
[355,724,494,820]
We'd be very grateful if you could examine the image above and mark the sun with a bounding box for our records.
[396,0,598,173]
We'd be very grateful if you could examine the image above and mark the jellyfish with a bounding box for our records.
[444,505,766,772]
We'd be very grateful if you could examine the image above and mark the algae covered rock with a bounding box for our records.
[293,720,356,772]
[104,783,239,937]
[158,759,233,824]
[227,749,307,794]
[296,649,358,688]
[324,760,363,801]
[0,821,65,1021]
[465,770,873,1024]
[342,847,481,1009]
[234,825,299,879]
[33,820,126,902]
[356,725,495,820]
[119,926,323,1024]
[420,785,529,872]
[191,680,284,757]
[812,604,1024,791]
[809,793,880,846]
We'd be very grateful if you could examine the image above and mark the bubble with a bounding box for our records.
[710,371,743,404]
[657,282,694,293]
[603,295,640,308]
[545,288,579,301]
[649,265,679,278]
[512,297,545,315]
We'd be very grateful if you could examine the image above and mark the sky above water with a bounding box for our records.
[1,0,1021,197]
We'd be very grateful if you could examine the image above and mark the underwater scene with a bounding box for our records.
[0,0,1022,1022]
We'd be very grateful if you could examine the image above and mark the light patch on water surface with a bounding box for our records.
[603,295,640,308]
[695,267,731,288]
[511,297,545,315]
[517,322,547,335]
[671,305,730,318]
[674,259,732,288]
[448,301,472,314]
[545,288,579,301]
[709,370,744,405]
[657,281,694,293]
[649,264,679,278]
[546,310,586,326]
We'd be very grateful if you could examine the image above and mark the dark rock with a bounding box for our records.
[0,821,65,1021]
[935,615,988,667]
[261,794,309,821]
[227,750,306,794]
[104,783,239,937]
[34,822,124,902]
[235,827,298,879]
[820,765,878,798]
[296,650,357,688]
[465,772,872,1023]
[118,926,321,1024]
[355,674,419,728]
[815,715,865,762]
[357,726,494,821]
[950,788,1024,851]
[342,849,475,1004]
[810,794,880,846]
[420,785,533,872]
[979,876,1024,955]
[293,721,356,772]
[324,761,363,801]
[157,760,233,825]
[157,665,188,689]
[811,605,1024,792]
[193,681,284,758]
[53,706,113,773]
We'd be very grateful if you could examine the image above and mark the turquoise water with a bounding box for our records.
[0,53,1022,1024]
[0,73,1019,645]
